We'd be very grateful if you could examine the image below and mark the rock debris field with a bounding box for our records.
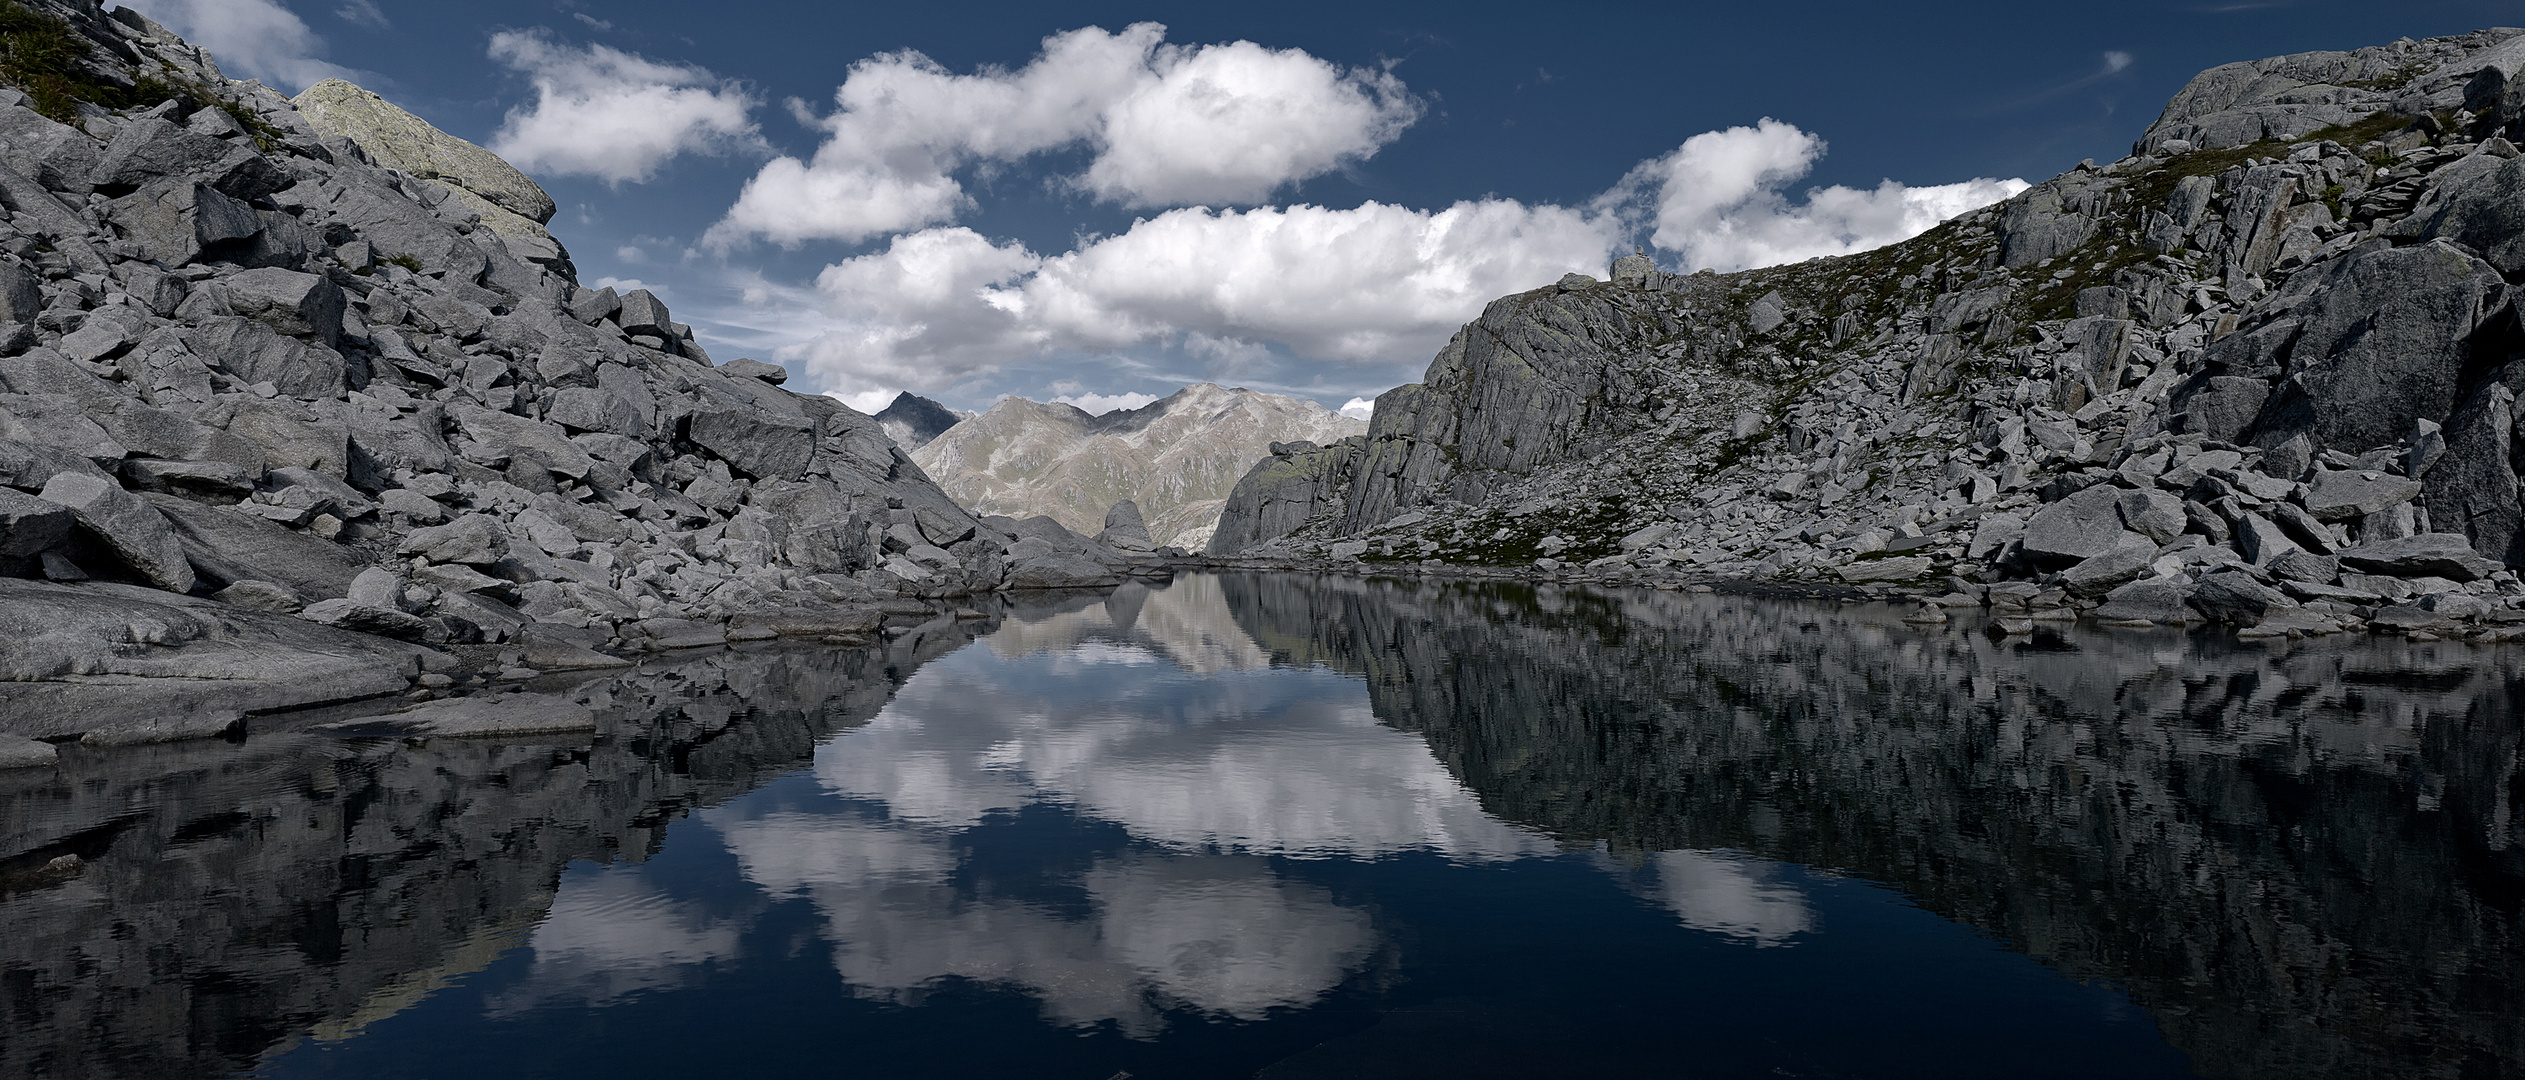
[1210,28,2525,648]
[3,3,2525,752]
[0,0,1178,749]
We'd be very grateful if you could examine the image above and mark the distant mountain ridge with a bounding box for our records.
[872,391,966,451]
[912,384,1366,549]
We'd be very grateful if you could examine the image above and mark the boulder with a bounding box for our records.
[2336,533,2503,581]
[2245,242,2506,454]
[2186,573,2290,626]
[192,317,348,397]
[299,597,431,641]
[398,514,510,566]
[36,473,193,592]
[2115,489,2188,543]
[2018,485,2129,568]
[0,394,127,463]
[221,267,345,346]
[616,289,673,338]
[143,494,365,600]
[2303,467,2424,521]
[2061,531,2159,597]
[684,401,814,481]
[1097,498,1156,550]
[0,487,74,560]
[2094,579,2190,624]
[89,116,289,199]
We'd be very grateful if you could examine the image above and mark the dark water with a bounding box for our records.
[5,574,2524,1079]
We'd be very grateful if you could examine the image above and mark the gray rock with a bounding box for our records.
[615,289,673,338]
[2187,573,2290,625]
[2094,579,2190,623]
[398,514,510,566]
[90,116,288,200]
[299,597,431,640]
[0,486,74,560]
[2061,531,2160,597]
[146,494,364,600]
[0,394,127,464]
[2397,153,2525,275]
[36,472,193,592]
[2267,549,2341,584]
[0,261,39,324]
[518,626,633,669]
[1746,291,1787,335]
[546,387,645,436]
[2018,485,2129,568]
[2304,467,2424,521]
[2421,383,2522,567]
[2336,533,2503,581]
[1097,499,1156,550]
[0,733,57,769]
[2115,489,2188,543]
[2233,512,2302,565]
[212,579,301,612]
[684,399,813,481]
[220,267,345,347]
[347,566,405,609]
[192,317,347,397]
[2245,243,2507,455]
[1837,556,1932,582]
[719,358,788,383]
[2179,376,2271,443]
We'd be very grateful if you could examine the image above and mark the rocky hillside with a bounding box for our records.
[0,0,1155,739]
[1213,28,2525,641]
[913,382,1364,550]
[870,389,964,451]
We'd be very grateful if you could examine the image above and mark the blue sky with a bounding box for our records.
[125,0,2518,416]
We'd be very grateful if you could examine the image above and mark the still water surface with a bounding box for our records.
[5,574,2523,1078]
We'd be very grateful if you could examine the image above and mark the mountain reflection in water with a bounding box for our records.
[1,573,2518,1079]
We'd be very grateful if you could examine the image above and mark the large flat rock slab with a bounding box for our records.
[0,579,421,740]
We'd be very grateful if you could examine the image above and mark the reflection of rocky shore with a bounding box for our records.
[0,618,989,1080]
[1219,574,2525,1080]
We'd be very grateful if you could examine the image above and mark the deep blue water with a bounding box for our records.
[9,574,2524,1079]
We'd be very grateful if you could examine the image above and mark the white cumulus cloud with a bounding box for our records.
[487,30,764,185]
[1601,117,2029,272]
[777,197,1617,398]
[1339,397,1376,421]
[709,23,1420,246]
[120,0,356,91]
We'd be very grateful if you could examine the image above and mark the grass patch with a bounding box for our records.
[381,252,424,273]
[0,1,288,149]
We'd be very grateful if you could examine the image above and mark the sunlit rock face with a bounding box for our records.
[1218,574,2525,1080]
[912,384,1366,550]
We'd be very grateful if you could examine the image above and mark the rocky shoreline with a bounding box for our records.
[1208,29,2525,646]
[4,4,2525,755]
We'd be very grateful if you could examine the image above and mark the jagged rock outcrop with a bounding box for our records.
[1212,27,2525,641]
[870,389,965,451]
[289,78,571,276]
[0,0,1158,739]
[913,382,1364,550]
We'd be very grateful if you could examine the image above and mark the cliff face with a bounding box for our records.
[1217,573,2525,1080]
[0,1,1154,738]
[912,383,1364,550]
[1212,29,2525,636]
